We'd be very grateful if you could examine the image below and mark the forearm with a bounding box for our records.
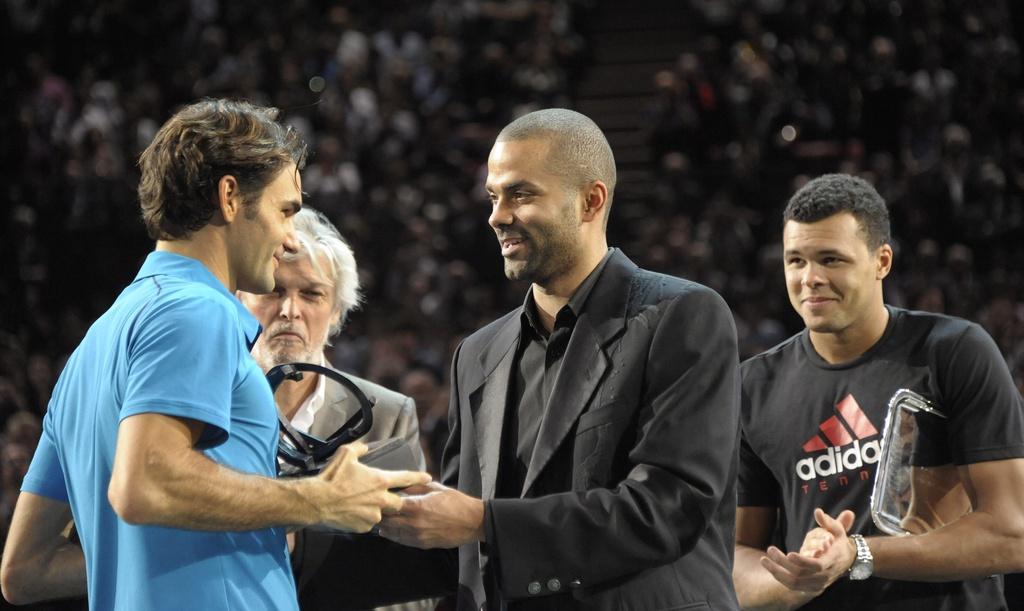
[734,545,815,611]
[110,446,323,530]
[869,509,1024,580]
[112,414,424,533]
[2,493,86,605]
[3,541,87,604]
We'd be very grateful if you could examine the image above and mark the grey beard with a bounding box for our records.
[252,343,318,371]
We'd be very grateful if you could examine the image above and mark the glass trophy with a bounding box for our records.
[870,389,972,536]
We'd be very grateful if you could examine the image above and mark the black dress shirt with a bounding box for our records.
[495,250,613,499]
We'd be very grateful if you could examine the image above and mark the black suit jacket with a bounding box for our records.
[443,249,741,610]
[296,250,741,611]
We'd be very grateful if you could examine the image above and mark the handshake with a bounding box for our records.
[269,363,484,545]
[287,440,485,549]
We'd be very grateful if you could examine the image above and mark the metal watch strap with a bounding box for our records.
[848,534,874,580]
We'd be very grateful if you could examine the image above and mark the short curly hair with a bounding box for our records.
[783,173,891,249]
[138,99,307,240]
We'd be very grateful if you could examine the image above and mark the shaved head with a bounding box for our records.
[496,108,617,225]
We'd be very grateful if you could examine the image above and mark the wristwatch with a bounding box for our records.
[848,534,874,580]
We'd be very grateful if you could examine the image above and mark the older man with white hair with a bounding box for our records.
[239,206,433,611]
[240,207,426,468]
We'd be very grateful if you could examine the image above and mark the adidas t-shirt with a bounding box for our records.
[739,306,1024,610]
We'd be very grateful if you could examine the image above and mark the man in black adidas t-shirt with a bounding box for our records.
[734,174,1024,610]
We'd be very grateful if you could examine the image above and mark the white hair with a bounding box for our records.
[283,207,362,335]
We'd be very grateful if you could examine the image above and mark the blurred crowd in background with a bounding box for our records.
[2,0,1023,566]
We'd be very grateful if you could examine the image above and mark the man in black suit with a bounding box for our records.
[378,108,742,610]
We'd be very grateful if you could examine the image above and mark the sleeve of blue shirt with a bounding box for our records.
[121,293,238,448]
[21,418,70,502]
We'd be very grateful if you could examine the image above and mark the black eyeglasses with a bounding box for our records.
[266,363,376,477]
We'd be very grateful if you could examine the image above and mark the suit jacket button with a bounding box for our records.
[569,578,582,589]
[527,581,542,595]
[547,578,562,592]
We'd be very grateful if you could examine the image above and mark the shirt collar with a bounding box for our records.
[134,251,262,349]
[289,353,329,434]
[521,248,614,337]
[799,305,899,370]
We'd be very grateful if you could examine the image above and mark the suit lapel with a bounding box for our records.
[522,319,607,495]
[308,377,357,440]
[521,249,636,496]
[469,312,521,501]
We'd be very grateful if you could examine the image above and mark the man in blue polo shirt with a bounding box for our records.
[0,99,429,609]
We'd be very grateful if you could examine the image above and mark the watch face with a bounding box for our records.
[850,562,873,580]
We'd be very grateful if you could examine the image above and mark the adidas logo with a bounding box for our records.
[795,394,881,481]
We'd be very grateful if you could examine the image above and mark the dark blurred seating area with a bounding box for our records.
[630,0,1024,372]
[1,1,1023,587]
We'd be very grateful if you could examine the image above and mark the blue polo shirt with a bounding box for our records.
[22,251,298,611]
